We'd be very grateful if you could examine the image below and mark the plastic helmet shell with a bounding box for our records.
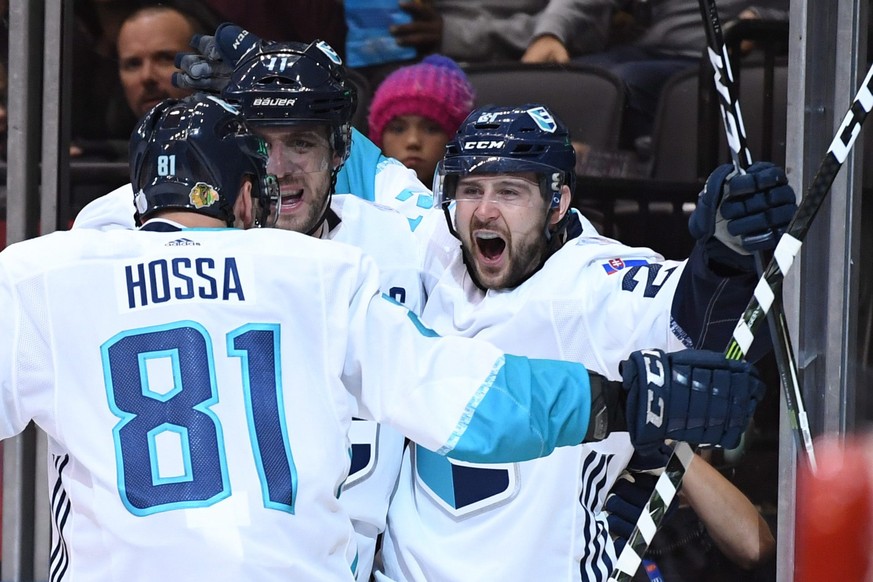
[434,104,576,209]
[223,40,356,164]
[129,94,277,225]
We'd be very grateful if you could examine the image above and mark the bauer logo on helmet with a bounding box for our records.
[252,97,298,107]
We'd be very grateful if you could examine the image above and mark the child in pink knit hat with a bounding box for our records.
[368,55,475,186]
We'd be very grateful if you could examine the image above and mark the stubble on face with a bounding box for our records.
[257,125,334,234]
[458,208,550,290]
[273,174,330,234]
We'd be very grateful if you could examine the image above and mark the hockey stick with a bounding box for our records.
[725,58,873,355]
[609,5,798,579]
[608,39,873,582]
[697,0,816,470]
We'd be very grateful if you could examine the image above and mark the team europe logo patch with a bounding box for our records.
[526,106,557,133]
[602,258,648,275]
[189,182,220,208]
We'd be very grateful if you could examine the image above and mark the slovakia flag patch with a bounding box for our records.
[602,258,648,274]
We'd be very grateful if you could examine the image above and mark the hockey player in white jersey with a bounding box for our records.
[189,22,436,230]
[377,104,797,581]
[219,39,425,579]
[72,31,429,578]
[0,94,766,581]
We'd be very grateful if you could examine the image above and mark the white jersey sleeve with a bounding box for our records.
[329,195,426,315]
[0,227,595,581]
[71,184,137,231]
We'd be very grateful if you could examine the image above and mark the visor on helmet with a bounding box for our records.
[433,155,567,209]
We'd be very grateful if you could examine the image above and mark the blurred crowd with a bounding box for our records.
[0,0,789,161]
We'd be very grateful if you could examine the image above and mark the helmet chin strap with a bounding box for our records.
[546,208,573,255]
[304,163,341,237]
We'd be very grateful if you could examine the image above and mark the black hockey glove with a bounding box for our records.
[688,162,797,273]
[173,23,264,93]
[621,348,765,454]
[605,444,680,555]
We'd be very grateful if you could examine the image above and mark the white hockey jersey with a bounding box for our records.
[0,225,598,581]
[74,189,425,580]
[379,223,693,582]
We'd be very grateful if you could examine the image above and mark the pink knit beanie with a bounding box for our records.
[368,55,475,147]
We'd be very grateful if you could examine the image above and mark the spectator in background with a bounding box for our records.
[574,0,789,149]
[112,4,214,134]
[389,0,612,64]
[367,55,474,186]
[202,0,346,59]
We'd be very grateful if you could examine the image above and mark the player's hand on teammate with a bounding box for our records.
[604,444,679,555]
[173,23,264,93]
[689,162,797,272]
[620,348,765,454]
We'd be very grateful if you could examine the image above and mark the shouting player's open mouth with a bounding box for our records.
[473,229,507,267]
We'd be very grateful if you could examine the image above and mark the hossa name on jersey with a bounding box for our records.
[124,256,245,309]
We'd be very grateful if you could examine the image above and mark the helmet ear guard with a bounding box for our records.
[129,94,278,226]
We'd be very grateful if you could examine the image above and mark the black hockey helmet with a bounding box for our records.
[433,104,577,210]
[222,39,357,164]
[129,93,278,225]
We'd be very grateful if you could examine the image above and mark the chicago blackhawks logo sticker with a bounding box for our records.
[189,182,219,208]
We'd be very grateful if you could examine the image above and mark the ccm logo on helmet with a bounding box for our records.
[252,98,298,107]
[463,141,504,150]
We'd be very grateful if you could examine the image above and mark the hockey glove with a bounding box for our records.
[605,444,680,555]
[621,348,765,454]
[688,162,797,272]
[173,23,264,93]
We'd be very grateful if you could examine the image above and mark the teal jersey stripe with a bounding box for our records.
[445,355,592,463]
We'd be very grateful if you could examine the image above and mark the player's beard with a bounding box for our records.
[273,172,331,234]
[460,217,550,290]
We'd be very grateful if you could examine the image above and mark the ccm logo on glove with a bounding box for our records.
[642,350,665,428]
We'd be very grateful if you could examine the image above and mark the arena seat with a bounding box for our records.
[461,62,626,151]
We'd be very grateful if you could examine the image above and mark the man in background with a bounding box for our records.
[114,5,210,128]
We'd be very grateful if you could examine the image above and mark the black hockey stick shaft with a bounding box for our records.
[698,0,815,469]
[725,62,873,358]
[699,0,753,171]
